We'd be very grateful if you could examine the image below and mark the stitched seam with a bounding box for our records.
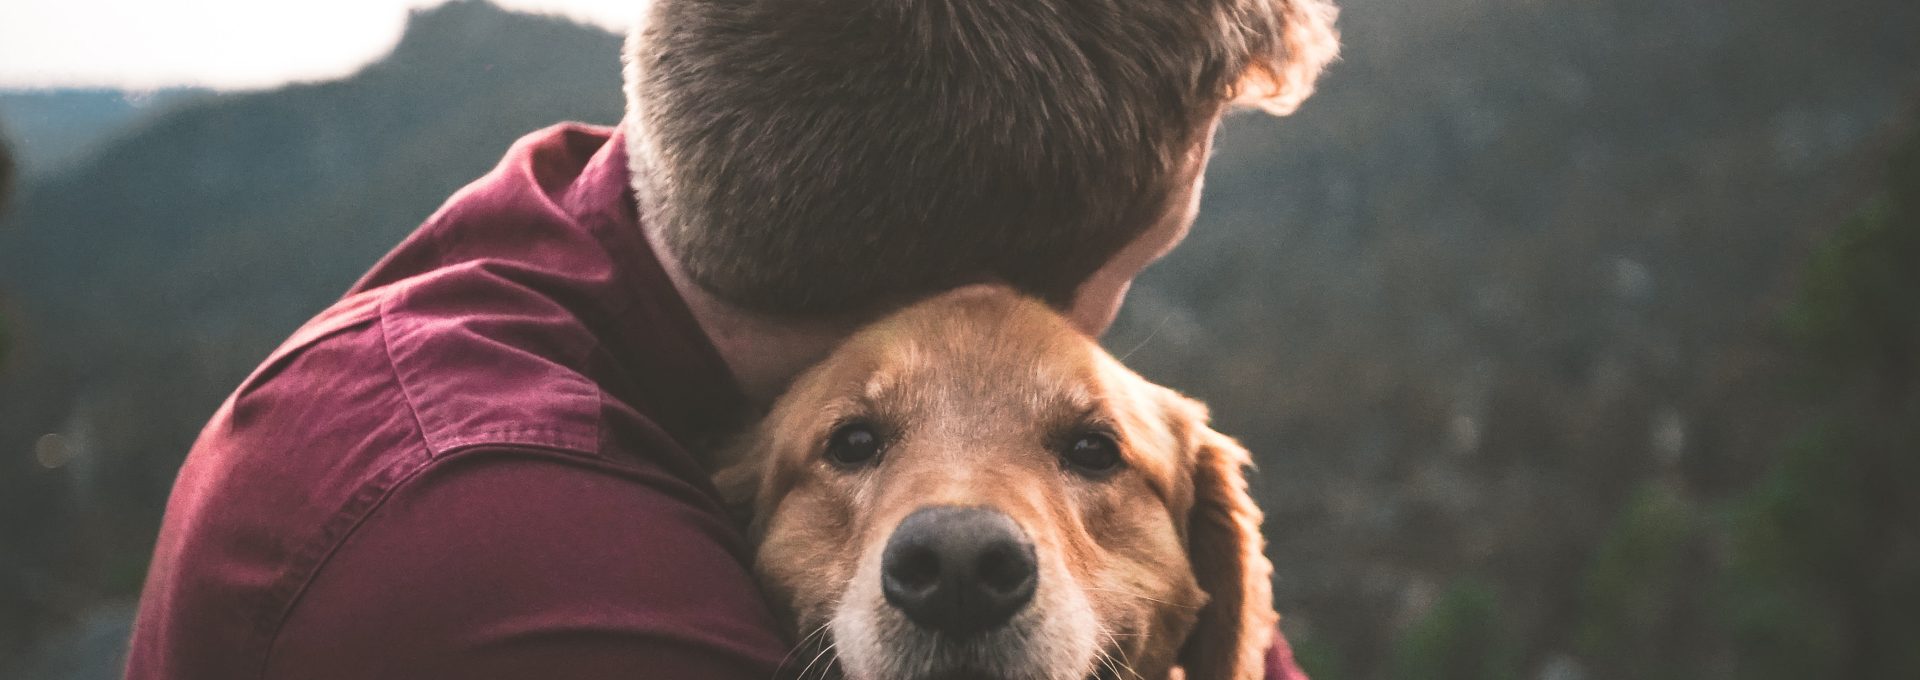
[245,303,435,678]
[251,447,435,680]
[438,426,596,453]
[377,293,437,452]
[252,442,663,678]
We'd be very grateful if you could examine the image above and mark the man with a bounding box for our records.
[125,0,1339,677]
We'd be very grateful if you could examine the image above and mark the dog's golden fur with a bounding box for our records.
[718,287,1274,680]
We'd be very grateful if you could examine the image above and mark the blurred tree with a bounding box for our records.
[0,306,10,371]
[1,122,12,199]
[2,130,12,369]
[1573,482,1707,680]
[1721,117,1920,680]
[1388,579,1522,680]
[0,127,18,667]
[1786,140,1920,395]
[1290,628,1351,680]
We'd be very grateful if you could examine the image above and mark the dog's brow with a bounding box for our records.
[1032,370,1097,413]
[815,394,875,428]
[1065,398,1116,434]
[1066,384,1102,416]
[843,379,919,429]
[862,376,888,401]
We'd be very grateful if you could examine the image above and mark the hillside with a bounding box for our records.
[1102,0,1920,675]
[0,1,624,669]
[3,0,1919,677]
[0,89,207,181]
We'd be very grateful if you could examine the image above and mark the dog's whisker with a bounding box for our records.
[1094,646,1124,679]
[1096,651,1123,680]
[774,622,835,674]
[1082,586,1205,611]
[771,626,817,676]
[799,622,834,650]
[1117,313,1174,362]
[798,640,839,680]
[1095,624,1147,680]
[1118,644,1145,680]
[1101,643,1127,680]
[776,621,838,679]
[814,643,841,680]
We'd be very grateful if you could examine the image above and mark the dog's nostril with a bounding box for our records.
[889,545,942,591]
[976,543,1035,594]
[880,505,1038,637]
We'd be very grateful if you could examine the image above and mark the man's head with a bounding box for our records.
[623,0,1338,328]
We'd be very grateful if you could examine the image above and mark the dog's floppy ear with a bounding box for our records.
[1170,397,1278,680]
[1231,0,1342,115]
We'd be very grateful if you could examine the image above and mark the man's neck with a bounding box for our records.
[641,224,854,408]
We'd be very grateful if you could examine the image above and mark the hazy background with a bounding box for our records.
[3,1,1918,678]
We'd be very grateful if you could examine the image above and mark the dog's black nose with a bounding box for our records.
[881,505,1038,636]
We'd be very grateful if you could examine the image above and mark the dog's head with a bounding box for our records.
[720,287,1274,680]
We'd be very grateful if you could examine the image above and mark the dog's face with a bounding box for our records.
[721,287,1275,680]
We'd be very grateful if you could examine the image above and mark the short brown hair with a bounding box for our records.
[624,0,1338,316]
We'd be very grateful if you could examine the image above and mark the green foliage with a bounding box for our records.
[1786,130,1920,390]
[1716,421,1920,680]
[1289,628,1350,680]
[1718,425,1863,680]
[1785,201,1920,388]
[1574,483,1701,680]
[1389,580,1521,680]
[2,130,12,368]
[1714,119,1920,680]
[1565,114,1920,680]
[1,122,13,201]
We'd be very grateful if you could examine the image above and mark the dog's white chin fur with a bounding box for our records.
[831,554,1102,680]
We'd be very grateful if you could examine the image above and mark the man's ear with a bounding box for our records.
[1177,419,1278,680]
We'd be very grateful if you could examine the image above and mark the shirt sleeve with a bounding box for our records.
[262,448,792,679]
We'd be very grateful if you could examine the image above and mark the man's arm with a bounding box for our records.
[263,449,791,678]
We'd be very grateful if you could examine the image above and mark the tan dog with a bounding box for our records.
[718,287,1274,680]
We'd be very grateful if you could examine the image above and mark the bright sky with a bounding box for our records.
[0,0,640,90]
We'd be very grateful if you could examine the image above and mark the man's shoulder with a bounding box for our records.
[236,247,721,517]
[132,436,759,678]
[130,123,758,678]
[369,268,606,456]
[152,268,648,548]
[132,285,721,675]
[213,266,617,460]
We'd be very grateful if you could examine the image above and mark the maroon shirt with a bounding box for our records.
[126,124,1307,679]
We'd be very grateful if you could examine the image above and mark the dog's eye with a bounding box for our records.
[824,423,884,467]
[1063,432,1123,474]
